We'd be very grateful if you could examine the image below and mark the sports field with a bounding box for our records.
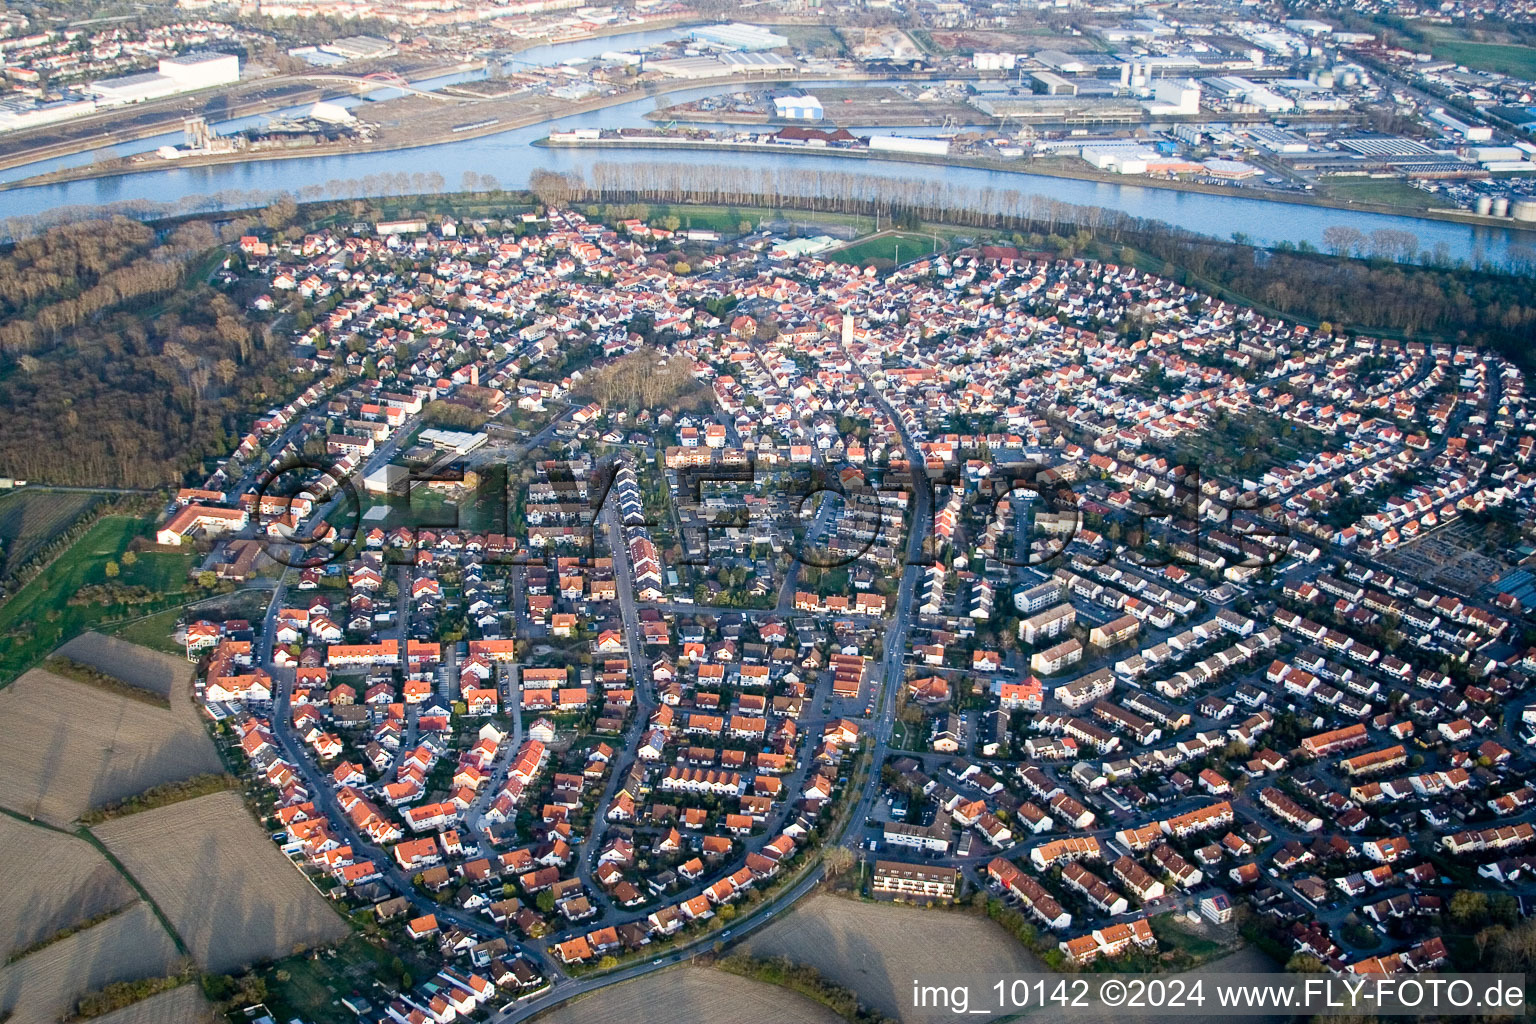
[827,231,945,266]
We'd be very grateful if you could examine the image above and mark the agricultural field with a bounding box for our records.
[58,631,192,700]
[92,791,351,974]
[1048,947,1290,1024]
[0,902,182,1024]
[742,895,1043,1022]
[85,984,217,1024]
[0,815,135,961]
[0,488,99,575]
[0,514,197,683]
[543,966,843,1024]
[0,668,222,825]
[827,231,946,267]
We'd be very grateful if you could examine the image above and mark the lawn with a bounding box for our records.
[0,515,196,684]
[777,24,845,55]
[1148,912,1231,963]
[108,607,187,657]
[1432,38,1536,77]
[0,489,101,575]
[652,206,756,235]
[581,202,890,238]
[582,202,752,234]
[1323,177,1437,210]
[1414,26,1536,78]
[827,231,946,267]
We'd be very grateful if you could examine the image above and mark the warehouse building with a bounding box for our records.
[688,23,789,51]
[773,94,823,120]
[91,70,182,105]
[92,50,239,106]
[1032,71,1077,96]
[158,51,241,90]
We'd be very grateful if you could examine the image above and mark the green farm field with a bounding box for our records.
[0,489,101,575]
[0,515,196,684]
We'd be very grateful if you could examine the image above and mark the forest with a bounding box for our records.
[0,216,301,488]
[581,346,713,415]
[1134,230,1536,357]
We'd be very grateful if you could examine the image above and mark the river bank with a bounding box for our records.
[0,59,489,176]
[1,57,1530,264]
[535,134,1532,231]
[0,71,955,194]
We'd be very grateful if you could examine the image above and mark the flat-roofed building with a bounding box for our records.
[871,860,958,900]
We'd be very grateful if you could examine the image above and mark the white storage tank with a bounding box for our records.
[1475,195,1492,216]
[1511,199,1536,222]
[1493,196,1511,218]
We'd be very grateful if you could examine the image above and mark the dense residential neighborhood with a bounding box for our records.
[156,203,1536,1022]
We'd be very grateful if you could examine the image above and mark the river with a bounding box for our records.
[2,25,1533,266]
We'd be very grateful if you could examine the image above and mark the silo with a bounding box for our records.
[1511,198,1536,221]
[1475,195,1492,216]
[1493,196,1511,218]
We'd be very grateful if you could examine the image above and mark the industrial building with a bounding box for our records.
[1032,71,1077,96]
[91,70,182,106]
[91,50,239,106]
[649,52,797,79]
[1203,76,1293,113]
[1035,49,1091,73]
[0,96,97,133]
[773,95,823,120]
[320,35,397,62]
[687,23,788,51]
[1245,127,1309,153]
[1202,158,1263,179]
[1143,78,1200,116]
[158,51,241,90]
[969,95,1142,125]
